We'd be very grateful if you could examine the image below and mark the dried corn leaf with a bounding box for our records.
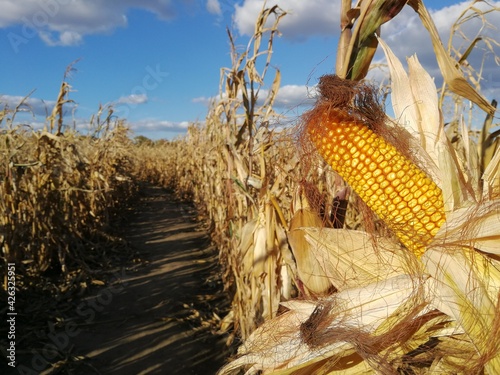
[436,140,473,211]
[288,208,332,296]
[339,0,407,80]
[483,145,500,198]
[427,334,481,373]
[219,275,427,375]
[433,199,500,254]
[268,351,372,375]
[423,247,500,372]
[253,221,267,278]
[407,55,444,161]
[457,117,481,193]
[479,100,499,172]
[217,299,346,375]
[302,228,410,291]
[407,0,496,116]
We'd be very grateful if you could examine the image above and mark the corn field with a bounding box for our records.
[2,0,500,374]
[138,1,500,373]
[1,77,138,280]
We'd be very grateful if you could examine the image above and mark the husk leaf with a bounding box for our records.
[301,227,412,291]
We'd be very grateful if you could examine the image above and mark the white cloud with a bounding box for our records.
[129,118,191,133]
[233,0,340,40]
[192,96,213,106]
[116,94,149,105]
[39,30,83,46]
[0,94,57,116]
[192,84,316,110]
[380,1,500,91]
[274,84,316,107]
[0,0,176,48]
[207,0,222,16]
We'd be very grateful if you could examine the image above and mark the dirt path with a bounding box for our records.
[66,185,232,374]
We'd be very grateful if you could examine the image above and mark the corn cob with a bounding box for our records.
[307,107,446,257]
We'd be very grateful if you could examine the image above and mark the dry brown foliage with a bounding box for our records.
[133,2,500,374]
[0,72,139,319]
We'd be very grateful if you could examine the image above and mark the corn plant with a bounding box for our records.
[218,1,500,374]
[0,74,138,289]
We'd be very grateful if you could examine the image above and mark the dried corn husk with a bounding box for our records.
[301,227,412,291]
[287,187,332,296]
[423,247,500,373]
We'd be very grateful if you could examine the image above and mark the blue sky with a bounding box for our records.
[0,0,498,140]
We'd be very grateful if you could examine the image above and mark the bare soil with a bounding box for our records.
[3,185,233,374]
[72,185,232,374]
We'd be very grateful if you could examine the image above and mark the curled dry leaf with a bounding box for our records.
[407,0,496,116]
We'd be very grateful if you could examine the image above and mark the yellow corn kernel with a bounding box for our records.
[307,108,446,257]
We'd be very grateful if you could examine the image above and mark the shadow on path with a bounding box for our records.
[68,185,232,374]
